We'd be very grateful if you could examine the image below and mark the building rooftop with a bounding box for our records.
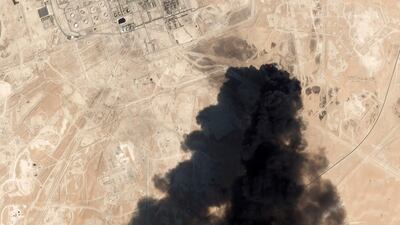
[38,6,49,18]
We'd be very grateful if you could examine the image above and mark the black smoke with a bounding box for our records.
[129,64,345,225]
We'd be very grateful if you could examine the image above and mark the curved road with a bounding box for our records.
[308,48,400,185]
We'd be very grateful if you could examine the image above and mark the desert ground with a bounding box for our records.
[0,0,400,225]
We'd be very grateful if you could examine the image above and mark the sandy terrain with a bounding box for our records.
[0,0,399,225]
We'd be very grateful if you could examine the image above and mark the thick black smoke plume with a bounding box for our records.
[129,64,345,225]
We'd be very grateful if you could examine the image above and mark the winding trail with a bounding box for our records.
[308,49,400,185]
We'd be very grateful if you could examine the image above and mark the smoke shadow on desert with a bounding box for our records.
[129,64,346,225]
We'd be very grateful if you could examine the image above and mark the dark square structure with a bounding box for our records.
[38,6,49,18]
